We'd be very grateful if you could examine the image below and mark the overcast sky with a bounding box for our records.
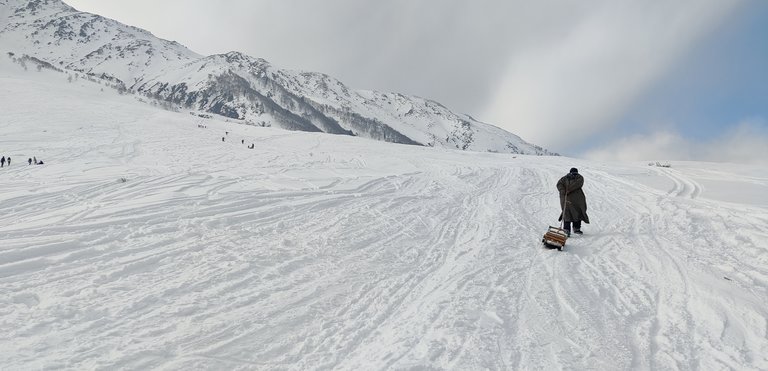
[64,0,768,162]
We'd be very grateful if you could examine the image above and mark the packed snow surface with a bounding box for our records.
[1,60,768,370]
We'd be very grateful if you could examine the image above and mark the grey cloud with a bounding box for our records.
[65,0,743,153]
[235,0,519,116]
[64,0,520,117]
[482,1,743,150]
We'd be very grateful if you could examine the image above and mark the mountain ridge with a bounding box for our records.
[0,0,556,155]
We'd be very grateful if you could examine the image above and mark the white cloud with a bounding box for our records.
[481,0,741,151]
[62,0,748,154]
[700,119,768,164]
[583,131,688,162]
[584,118,768,165]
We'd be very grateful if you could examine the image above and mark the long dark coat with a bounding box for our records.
[557,173,589,224]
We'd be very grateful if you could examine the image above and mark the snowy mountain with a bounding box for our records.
[2,55,767,370]
[0,0,554,155]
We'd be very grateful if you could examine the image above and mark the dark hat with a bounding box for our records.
[570,167,578,174]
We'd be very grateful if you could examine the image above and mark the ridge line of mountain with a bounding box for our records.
[0,0,557,155]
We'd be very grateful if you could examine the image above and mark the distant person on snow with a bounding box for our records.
[6,157,10,166]
[1,156,5,168]
[28,158,32,165]
[557,167,589,236]
[33,156,37,165]
[222,137,225,142]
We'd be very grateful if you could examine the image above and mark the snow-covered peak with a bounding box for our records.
[218,51,271,68]
[2,0,75,17]
[1,0,201,84]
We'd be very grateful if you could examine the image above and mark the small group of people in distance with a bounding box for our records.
[1,155,43,168]
[218,129,254,149]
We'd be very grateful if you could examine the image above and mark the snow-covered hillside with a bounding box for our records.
[2,51,767,370]
[0,0,553,155]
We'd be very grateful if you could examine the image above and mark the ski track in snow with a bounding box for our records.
[1,66,768,370]
[657,167,703,199]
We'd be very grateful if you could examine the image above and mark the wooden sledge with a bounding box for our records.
[542,226,568,250]
[544,182,570,251]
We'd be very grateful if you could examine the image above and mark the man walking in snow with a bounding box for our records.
[1,156,5,168]
[557,167,589,236]
[6,157,10,166]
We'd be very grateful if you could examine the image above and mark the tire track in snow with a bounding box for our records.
[658,167,702,199]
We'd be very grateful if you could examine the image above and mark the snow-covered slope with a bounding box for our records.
[0,0,553,155]
[2,52,767,370]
